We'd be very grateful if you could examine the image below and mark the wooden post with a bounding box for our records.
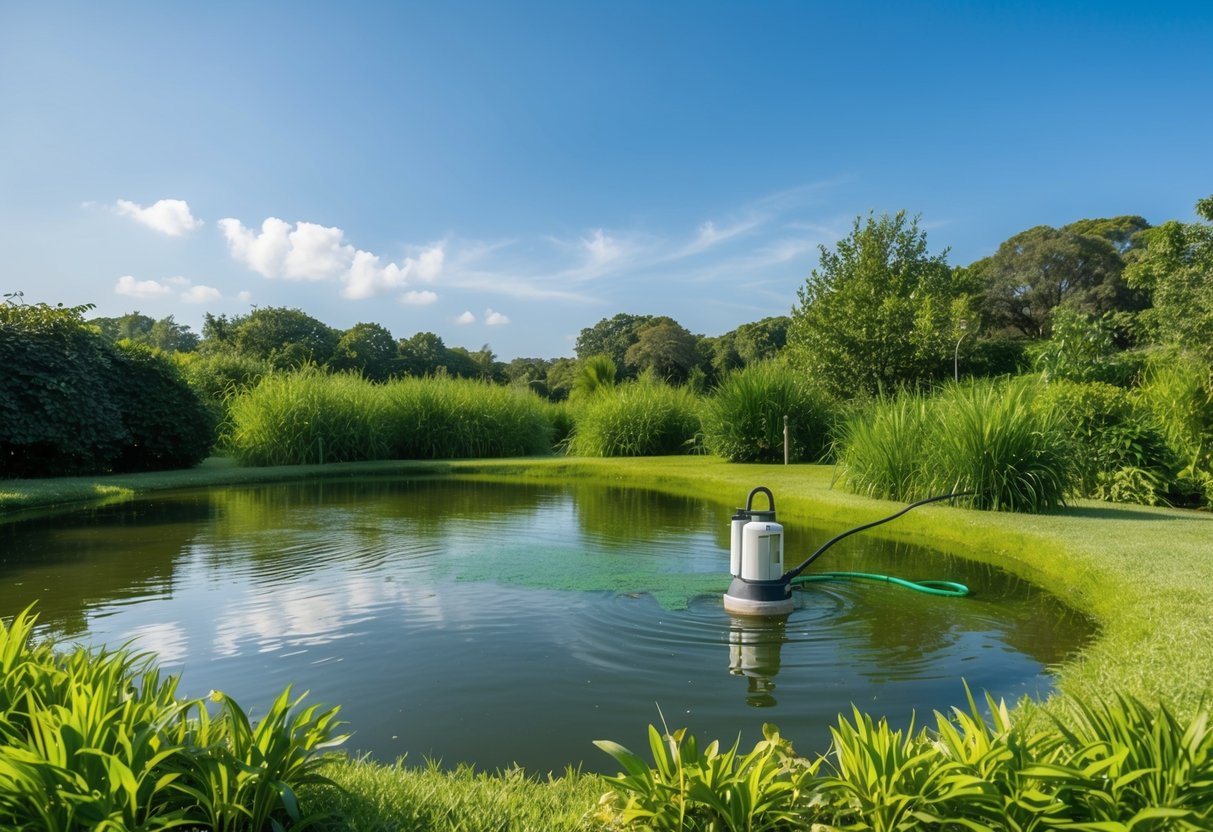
[783,415,789,465]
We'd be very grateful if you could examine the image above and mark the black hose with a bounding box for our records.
[779,491,974,584]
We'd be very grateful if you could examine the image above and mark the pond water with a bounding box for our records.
[0,478,1095,773]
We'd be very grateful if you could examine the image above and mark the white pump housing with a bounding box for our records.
[740,519,784,581]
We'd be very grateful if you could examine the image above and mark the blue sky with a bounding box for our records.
[2,1,1211,360]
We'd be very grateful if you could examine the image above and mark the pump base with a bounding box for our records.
[722,577,795,616]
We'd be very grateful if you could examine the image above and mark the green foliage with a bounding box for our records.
[700,362,835,463]
[600,692,1213,830]
[570,354,618,402]
[378,376,553,459]
[1,300,212,477]
[227,372,555,465]
[787,211,967,397]
[567,378,701,457]
[1,300,126,476]
[1037,380,1178,506]
[205,307,340,371]
[1125,196,1213,363]
[837,379,1072,512]
[175,350,274,430]
[594,721,818,831]
[330,321,398,381]
[92,312,200,352]
[1028,308,1136,385]
[0,606,346,831]
[624,321,700,384]
[226,369,390,466]
[977,224,1143,338]
[1135,350,1213,507]
[575,313,684,380]
[107,342,216,472]
[965,334,1031,378]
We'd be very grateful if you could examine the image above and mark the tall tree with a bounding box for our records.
[1125,195,1213,364]
[397,331,449,377]
[787,211,965,396]
[330,322,397,381]
[624,321,700,383]
[978,224,1142,338]
[574,313,677,378]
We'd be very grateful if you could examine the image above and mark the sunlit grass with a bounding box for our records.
[566,378,700,457]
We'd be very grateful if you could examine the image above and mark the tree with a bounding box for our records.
[397,332,449,377]
[624,321,700,383]
[574,313,677,378]
[978,225,1142,338]
[231,307,339,369]
[91,312,199,352]
[786,211,965,397]
[571,355,617,401]
[732,316,789,366]
[1125,195,1213,364]
[1062,215,1151,255]
[330,322,397,381]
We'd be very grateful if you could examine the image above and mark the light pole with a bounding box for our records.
[953,319,969,383]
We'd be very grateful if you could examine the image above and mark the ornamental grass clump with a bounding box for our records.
[700,362,835,463]
[567,377,701,457]
[379,375,553,458]
[227,368,389,466]
[837,379,1072,512]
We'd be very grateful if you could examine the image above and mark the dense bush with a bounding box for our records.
[0,301,213,477]
[1038,379,1178,505]
[175,350,274,428]
[837,379,1072,512]
[108,342,217,472]
[226,372,554,465]
[0,607,345,830]
[1137,350,1213,508]
[700,362,835,462]
[567,377,701,457]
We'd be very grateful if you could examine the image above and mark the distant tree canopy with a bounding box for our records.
[575,313,684,379]
[204,307,339,370]
[91,312,200,352]
[624,321,700,383]
[330,322,397,381]
[787,211,967,396]
[974,218,1148,339]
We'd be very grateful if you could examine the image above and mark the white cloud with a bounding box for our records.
[284,221,355,279]
[485,308,510,326]
[115,198,203,236]
[114,275,174,298]
[237,290,252,302]
[415,245,444,282]
[401,290,438,305]
[456,311,475,325]
[219,217,292,278]
[582,229,621,265]
[181,284,222,304]
[343,250,408,299]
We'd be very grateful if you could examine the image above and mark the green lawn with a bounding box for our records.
[3,455,1211,830]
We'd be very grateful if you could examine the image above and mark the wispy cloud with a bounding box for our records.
[401,290,438,305]
[115,198,203,236]
[115,274,225,304]
[115,275,174,298]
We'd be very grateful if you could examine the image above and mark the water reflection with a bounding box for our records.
[727,614,787,708]
[0,477,1099,772]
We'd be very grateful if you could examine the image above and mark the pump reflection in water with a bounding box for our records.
[726,613,789,708]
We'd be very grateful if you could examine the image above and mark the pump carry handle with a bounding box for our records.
[746,486,775,513]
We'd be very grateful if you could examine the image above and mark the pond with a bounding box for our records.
[0,478,1096,773]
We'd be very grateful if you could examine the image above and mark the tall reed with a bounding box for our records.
[700,362,835,463]
[566,378,701,457]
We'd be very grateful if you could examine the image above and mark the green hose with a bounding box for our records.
[792,571,969,597]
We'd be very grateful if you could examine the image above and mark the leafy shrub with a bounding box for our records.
[1037,379,1178,505]
[567,378,700,457]
[1137,350,1213,508]
[700,362,835,463]
[0,301,126,477]
[837,379,1072,512]
[1027,308,1137,386]
[108,342,216,472]
[175,350,273,429]
[0,606,346,830]
[0,301,213,477]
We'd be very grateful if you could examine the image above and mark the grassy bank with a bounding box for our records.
[3,456,1212,828]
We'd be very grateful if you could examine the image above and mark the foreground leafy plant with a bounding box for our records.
[0,606,347,831]
[594,720,818,831]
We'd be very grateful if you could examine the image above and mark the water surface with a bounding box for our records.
[0,478,1095,772]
